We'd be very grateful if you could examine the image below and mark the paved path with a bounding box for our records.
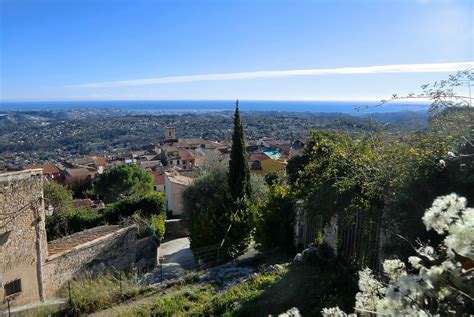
[159,237,196,269]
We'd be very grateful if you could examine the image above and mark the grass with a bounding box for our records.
[119,284,216,317]
[61,271,152,315]
[117,266,289,317]
[205,265,289,315]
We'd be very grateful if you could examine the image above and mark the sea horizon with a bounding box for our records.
[0,100,430,114]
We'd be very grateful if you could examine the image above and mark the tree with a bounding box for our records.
[184,168,252,259]
[43,182,73,213]
[94,164,154,203]
[228,100,251,202]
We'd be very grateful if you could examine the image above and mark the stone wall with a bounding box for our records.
[43,225,137,298]
[0,169,47,309]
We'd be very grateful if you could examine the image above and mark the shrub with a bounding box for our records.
[255,184,295,253]
[103,192,166,224]
[149,214,165,241]
[43,182,73,213]
[46,208,104,240]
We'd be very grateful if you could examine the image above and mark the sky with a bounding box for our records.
[0,0,473,102]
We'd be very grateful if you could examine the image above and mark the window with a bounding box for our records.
[4,279,21,296]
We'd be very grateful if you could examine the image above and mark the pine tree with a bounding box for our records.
[228,100,251,202]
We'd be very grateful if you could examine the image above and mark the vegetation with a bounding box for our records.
[324,194,474,316]
[255,183,295,253]
[185,104,257,260]
[62,271,151,316]
[102,192,166,223]
[228,100,251,202]
[46,192,166,240]
[94,164,154,203]
[46,208,104,240]
[43,182,73,213]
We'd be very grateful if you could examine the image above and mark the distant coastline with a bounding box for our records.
[0,100,430,114]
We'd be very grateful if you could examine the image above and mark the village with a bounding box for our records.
[0,125,308,314]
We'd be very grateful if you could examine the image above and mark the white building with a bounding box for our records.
[164,172,193,217]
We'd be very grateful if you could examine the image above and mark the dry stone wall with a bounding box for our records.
[43,226,137,297]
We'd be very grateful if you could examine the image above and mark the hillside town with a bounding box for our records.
[23,126,297,217]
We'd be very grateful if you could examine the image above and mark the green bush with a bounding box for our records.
[255,184,295,253]
[43,182,73,213]
[103,192,166,224]
[149,214,165,241]
[46,208,104,240]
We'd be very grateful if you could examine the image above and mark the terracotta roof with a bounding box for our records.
[249,153,270,162]
[165,172,193,186]
[27,163,60,175]
[65,167,95,179]
[151,171,165,186]
[47,225,123,257]
[178,149,195,161]
[94,156,108,166]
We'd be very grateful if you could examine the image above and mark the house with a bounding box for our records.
[178,149,195,170]
[26,163,62,182]
[164,172,193,217]
[150,171,165,192]
[249,152,286,175]
[0,169,48,308]
[289,139,308,158]
[63,167,96,185]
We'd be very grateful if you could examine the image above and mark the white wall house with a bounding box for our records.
[164,172,193,217]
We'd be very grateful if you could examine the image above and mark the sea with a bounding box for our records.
[0,100,430,114]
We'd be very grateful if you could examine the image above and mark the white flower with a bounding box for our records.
[422,193,466,234]
[321,306,348,317]
[383,259,406,282]
[417,246,436,261]
[444,208,474,259]
[408,256,422,269]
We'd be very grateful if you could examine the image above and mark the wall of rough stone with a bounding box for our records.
[43,226,137,298]
[0,169,47,309]
[135,236,158,270]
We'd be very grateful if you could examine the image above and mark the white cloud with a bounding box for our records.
[71,61,474,88]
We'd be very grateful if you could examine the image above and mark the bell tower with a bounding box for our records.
[164,126,176,141]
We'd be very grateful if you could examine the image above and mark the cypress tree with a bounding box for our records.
[228,100,251,202]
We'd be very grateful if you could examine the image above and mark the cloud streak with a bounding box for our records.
[71,62,474,88]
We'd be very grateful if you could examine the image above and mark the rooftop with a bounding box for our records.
[47,225,126,258]
[165,172,193,186]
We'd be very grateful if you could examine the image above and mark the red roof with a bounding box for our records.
[151,171,165,186]
[94,157,108,166]
[249,153,270,162]
[28,163,61,175]
[178,149,195,161]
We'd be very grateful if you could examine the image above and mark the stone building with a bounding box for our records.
[0,169,47,309]
[0,169,153,312]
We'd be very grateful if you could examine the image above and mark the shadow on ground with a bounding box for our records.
[235,261,358,317]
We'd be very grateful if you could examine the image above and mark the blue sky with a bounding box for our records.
[1,0,472,101]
